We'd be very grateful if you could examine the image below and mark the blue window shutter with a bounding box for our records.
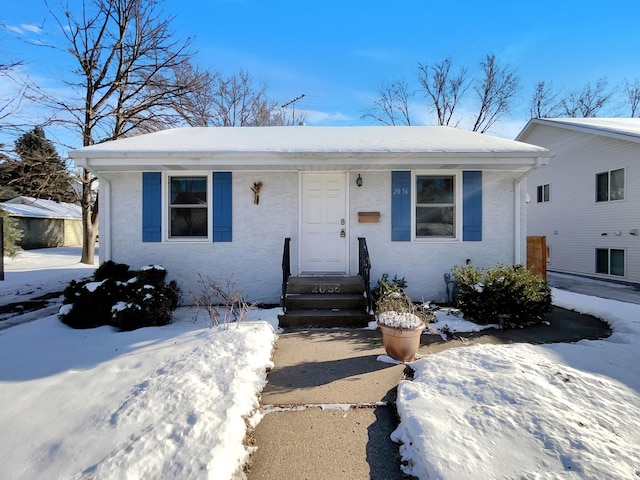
[463,171,482,241]
[142,172,162,242]
[391,171,411,241]
[212,172,232,242]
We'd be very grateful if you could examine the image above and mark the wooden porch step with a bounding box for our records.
[279,275,372,328]
[285,293,367,310]
[278,309,373,328]
[285,276,366,295]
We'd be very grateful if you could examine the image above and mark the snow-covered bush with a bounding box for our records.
[452,263,552,327]
[59,261,180,331]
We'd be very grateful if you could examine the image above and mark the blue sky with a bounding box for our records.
[2,0,640,147]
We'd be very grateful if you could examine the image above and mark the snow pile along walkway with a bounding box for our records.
[392,289,640,479]
[0,308,278,479]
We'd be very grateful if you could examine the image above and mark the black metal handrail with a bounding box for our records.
[358,237,372,313]
[281,237,291,311]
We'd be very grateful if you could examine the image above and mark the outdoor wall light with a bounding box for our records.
[630,229,639,236]
[356,174,363,187]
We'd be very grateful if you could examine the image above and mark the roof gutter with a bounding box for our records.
[514,156,551,264]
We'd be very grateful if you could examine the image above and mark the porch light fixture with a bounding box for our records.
[356,174,363,187]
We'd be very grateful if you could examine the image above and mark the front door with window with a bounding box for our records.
[300,173,348,274]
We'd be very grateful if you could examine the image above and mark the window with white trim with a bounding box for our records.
[415,174,456,238]
[596,248,625,276]
[169,175,208,238]
[537,184,550,203]
[596,168,624,202]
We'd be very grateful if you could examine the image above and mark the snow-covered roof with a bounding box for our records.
[1,196,81,220]
[70,126,550,173]
[517,118,640,143]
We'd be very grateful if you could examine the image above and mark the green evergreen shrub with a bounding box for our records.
[0,207,23,257]
[452,263,552,327]
[59,262,181,331]
[371,273,408,308]
[94,260,132,282]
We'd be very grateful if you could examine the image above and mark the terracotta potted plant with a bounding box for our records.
[374,276,434,362]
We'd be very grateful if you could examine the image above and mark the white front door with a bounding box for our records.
[300,172,348,274]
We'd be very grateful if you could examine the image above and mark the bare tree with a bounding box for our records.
[361,78,413,126]
[0,62,30,150]
[529,80,563,118]
[173,63,216,127]
[174,68,293,127]
[560,77,612,117]
[417,58,469,126]
[40,0,209,264]
[207,70,282,126]
[622,78,640,117]
[472,55,520,133]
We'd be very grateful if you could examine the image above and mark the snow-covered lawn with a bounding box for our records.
[393,290,640,479]
[1,248,279,479]
[2,247,639,479]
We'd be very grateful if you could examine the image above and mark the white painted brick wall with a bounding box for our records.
[104,169,521,304]
[107,171,298,304]
[350,170,519,303]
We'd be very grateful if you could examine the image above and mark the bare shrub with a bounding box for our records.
[190,275,257,329]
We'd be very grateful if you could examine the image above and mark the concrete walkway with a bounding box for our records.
[247,302,611,480]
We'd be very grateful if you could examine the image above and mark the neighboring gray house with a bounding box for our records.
[69,126,549,305]
[1,196,83,249]
[517,118,640,285]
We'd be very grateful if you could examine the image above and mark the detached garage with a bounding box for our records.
[0,196,82,249]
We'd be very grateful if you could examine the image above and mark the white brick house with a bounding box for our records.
[70,126,549,304]
[517,118,640,285]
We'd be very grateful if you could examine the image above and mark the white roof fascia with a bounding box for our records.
[517,118,640,144]
[73,152,550,173]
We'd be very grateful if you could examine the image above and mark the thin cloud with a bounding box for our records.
[21,24,43,34]
[2,24,23,34]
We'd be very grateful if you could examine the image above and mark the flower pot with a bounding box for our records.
[378,323,424,362]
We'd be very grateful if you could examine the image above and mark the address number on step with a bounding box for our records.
[312,285,340,294]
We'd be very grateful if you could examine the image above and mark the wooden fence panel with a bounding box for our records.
[526,236,547,280]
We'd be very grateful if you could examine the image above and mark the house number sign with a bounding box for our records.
[311,285,340,294]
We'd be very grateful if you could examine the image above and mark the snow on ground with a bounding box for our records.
[1,246,98,304]
[0,248,279,480]
[392,289,640,480]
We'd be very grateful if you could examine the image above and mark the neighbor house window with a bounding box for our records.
[537,184,550,203]
[415,174,455,238]
[596,168,624,202]
[169,176,208,238]
[596,248,625,276]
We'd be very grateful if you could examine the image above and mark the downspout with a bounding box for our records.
[100,175,112,262]
[514,156,550,264]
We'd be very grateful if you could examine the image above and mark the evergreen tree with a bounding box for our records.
[0,127,77,203]
[0,206,22,257]
[0,150,19,201]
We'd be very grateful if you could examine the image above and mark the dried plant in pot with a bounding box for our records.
[376,291,434,362]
